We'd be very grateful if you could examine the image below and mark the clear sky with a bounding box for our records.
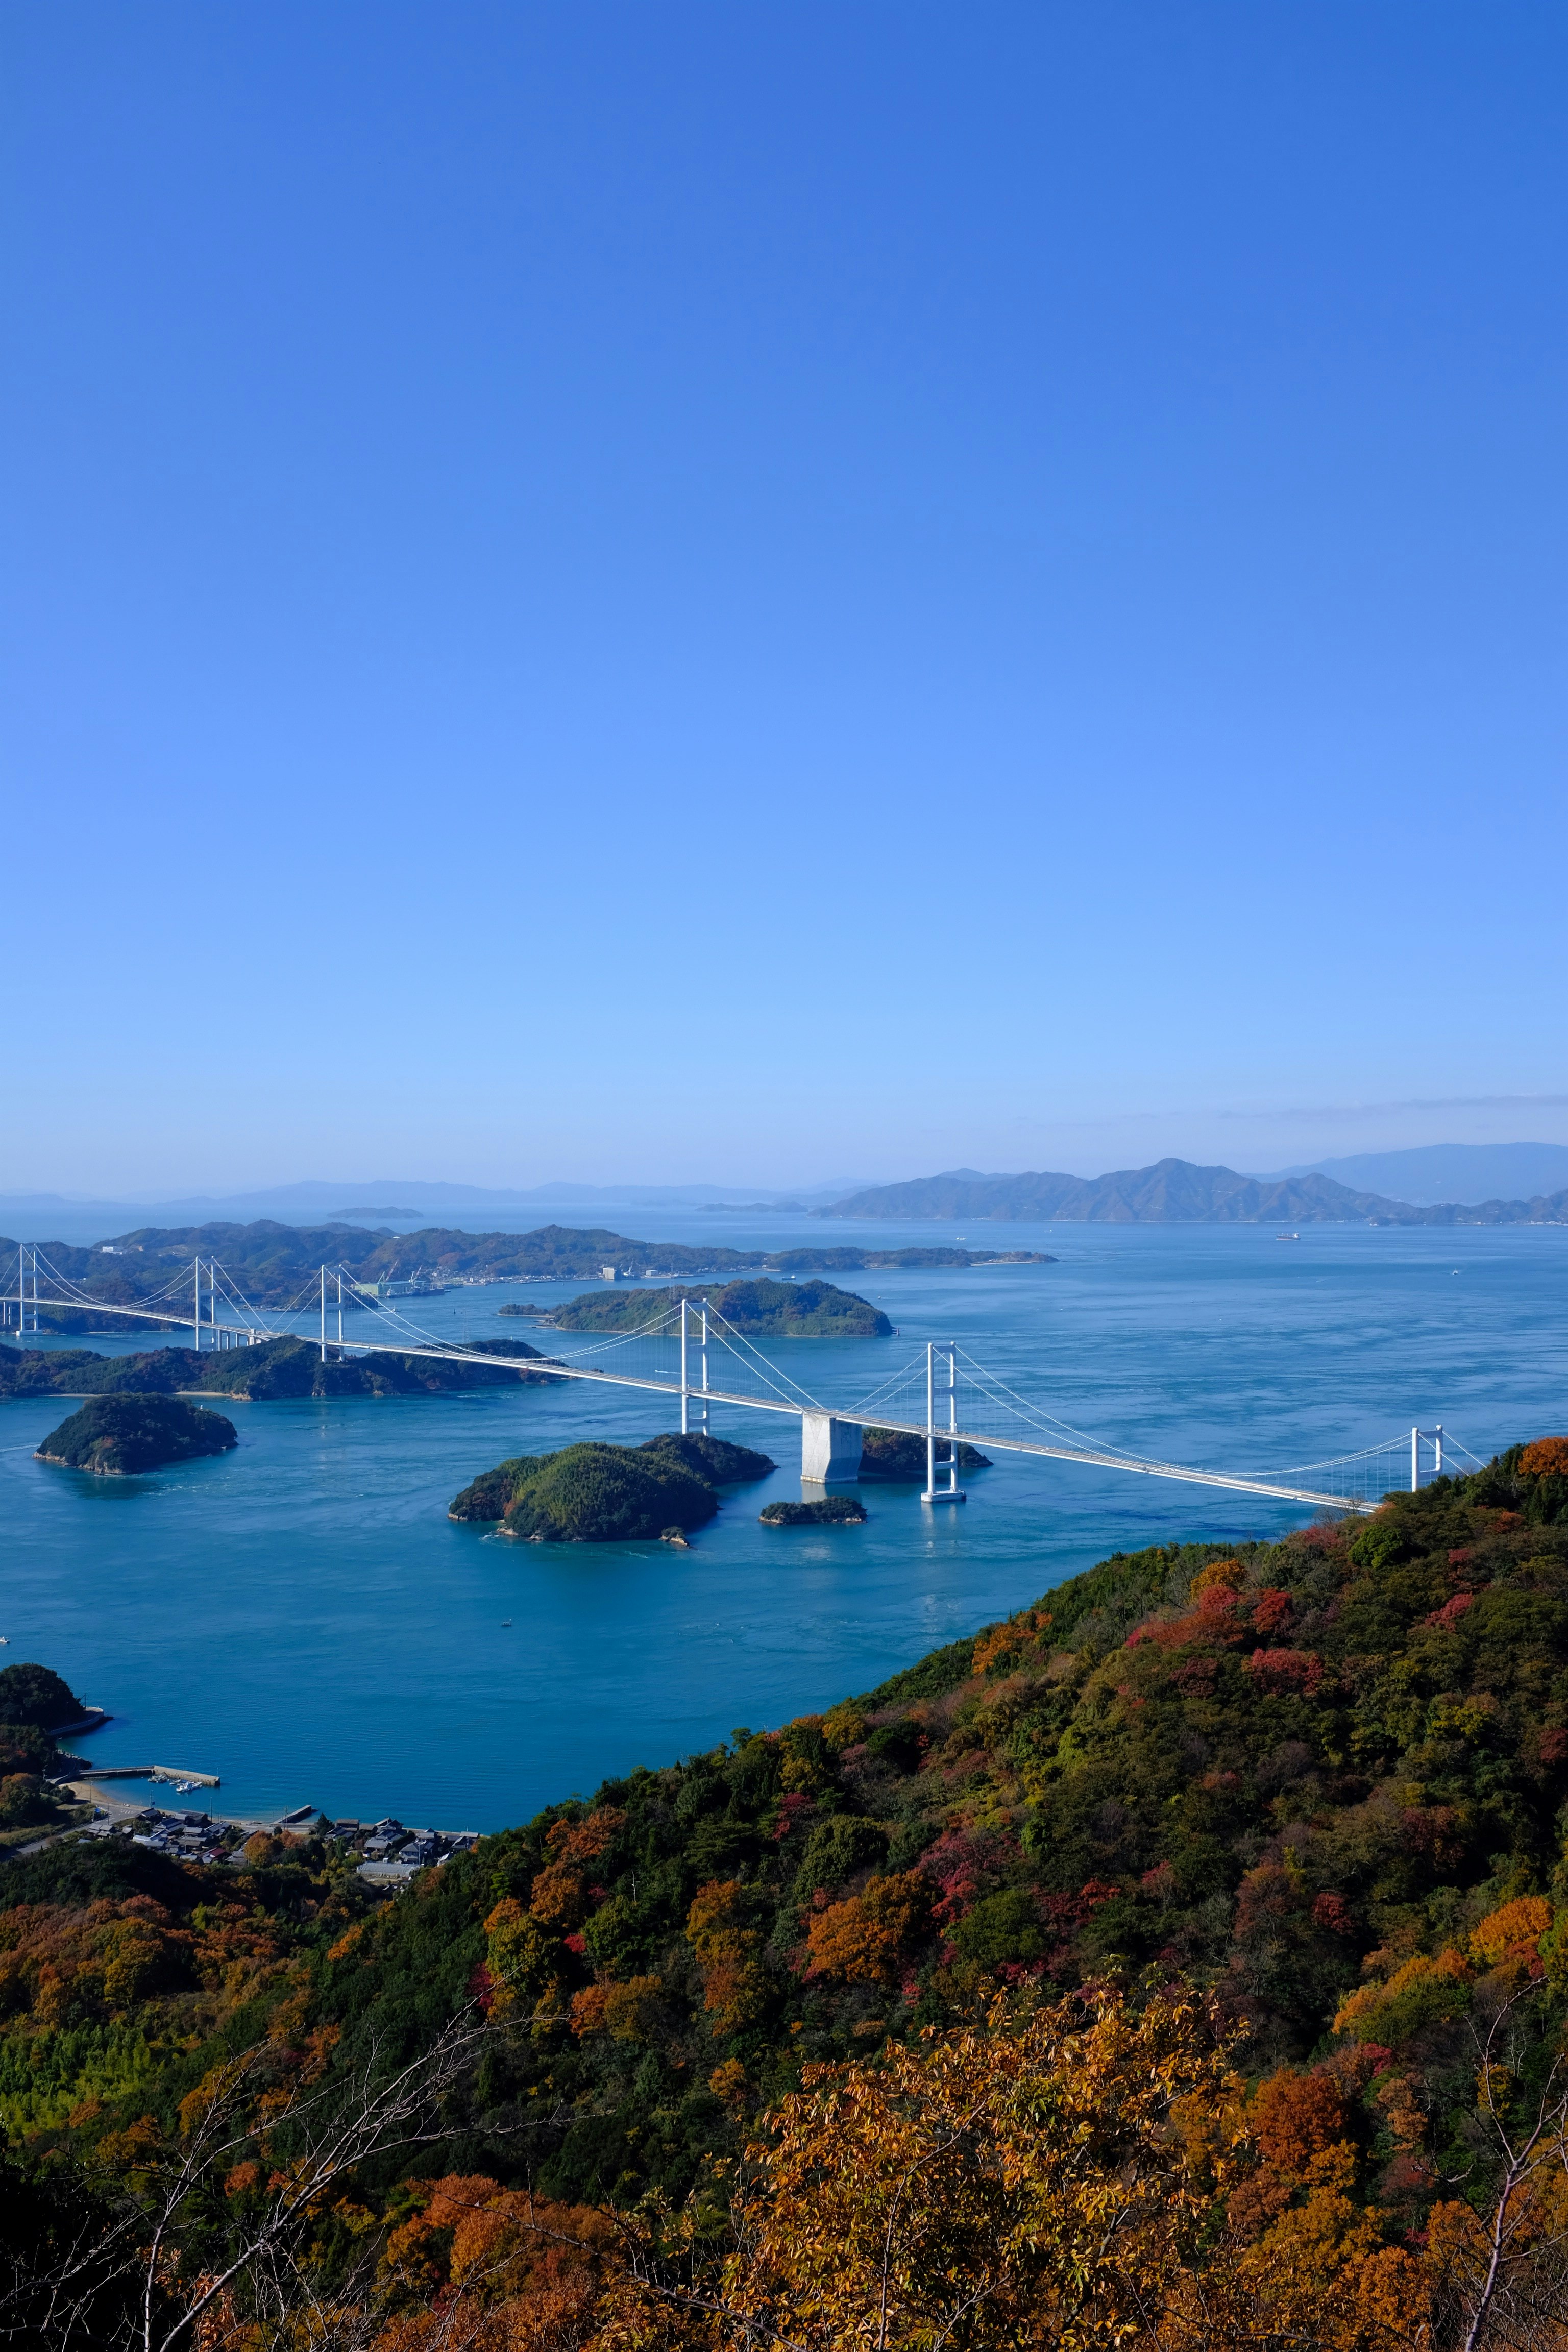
[5,2,1563,1195]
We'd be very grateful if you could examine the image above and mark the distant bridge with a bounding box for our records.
[2,1243,1482,1515]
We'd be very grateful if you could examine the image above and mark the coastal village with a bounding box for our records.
[62,1781,478,1881]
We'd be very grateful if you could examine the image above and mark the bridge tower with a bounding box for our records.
[923,1339,966,1505]
[1411,1425,1444,1488]
[12,1245,39,1336]
[680,1298,710,1437]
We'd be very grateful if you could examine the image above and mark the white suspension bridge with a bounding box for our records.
[2,1242,1488,1516]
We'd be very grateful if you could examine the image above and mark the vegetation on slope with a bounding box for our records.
[550,1278,894,1337]
[9,1437,1568,2344]
[0,1671,92,1853]
[33,1394,238,1474]
[0,1664,88,1732]
[0,1334,556,1399]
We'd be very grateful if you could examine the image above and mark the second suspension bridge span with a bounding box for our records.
[2,1243,1482,1516]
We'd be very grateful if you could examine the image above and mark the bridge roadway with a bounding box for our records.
[0,1288,1376,1513]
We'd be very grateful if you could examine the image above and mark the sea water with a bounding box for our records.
[2,1215,1564,1829]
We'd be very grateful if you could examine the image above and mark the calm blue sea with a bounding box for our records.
[3,1211,1564,1830]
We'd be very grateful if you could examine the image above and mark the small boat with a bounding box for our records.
[1276,1232,1301,1242]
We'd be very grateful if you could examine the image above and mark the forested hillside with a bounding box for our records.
[6,1437,1568,2345]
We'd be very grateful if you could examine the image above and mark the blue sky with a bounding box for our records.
[5,2,1563,1193]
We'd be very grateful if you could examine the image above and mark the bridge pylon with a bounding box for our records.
[8,1245,40,1335]
[923,1339,966,1505]
[1411,1425,1444,1488]
[679,1298,710,1437]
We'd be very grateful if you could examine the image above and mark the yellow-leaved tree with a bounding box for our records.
[587,1988,1432,2352]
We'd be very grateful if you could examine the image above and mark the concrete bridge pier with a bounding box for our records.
[800,1413,863,1484]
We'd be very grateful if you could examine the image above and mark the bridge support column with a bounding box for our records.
[801,1413,863,1484]
[923,1340,966,1505]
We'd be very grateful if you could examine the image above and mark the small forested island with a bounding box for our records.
[34,1393,238,1475]
[549,1278,893,1337]
[10,1440,1568,2343]
[449,1430,776,1542]
[857,1425,992,1479]
[759,1494,867,1526]
[0,1334,556,1400]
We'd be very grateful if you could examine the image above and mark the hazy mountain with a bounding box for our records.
[822,1157,1568,1225]
[820,1159,1418,1222]
[1264,1142,1568,1206]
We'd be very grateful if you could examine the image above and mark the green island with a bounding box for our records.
[548,1278,893,1337]
[758,1494,867,1526]
[7,1437,1568,2342]
[0,1334,556,1400]
[33,1394,238,1475]
[449,1430,776,1542]
[857,1425,993,1479]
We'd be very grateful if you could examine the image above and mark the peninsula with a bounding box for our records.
[0,1334,556,1400]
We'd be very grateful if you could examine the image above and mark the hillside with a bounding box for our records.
[8,1437,1568,2342]
[1,1225,1054,1337]
[821,1155,1568,1224]
[549,1278,894,1336]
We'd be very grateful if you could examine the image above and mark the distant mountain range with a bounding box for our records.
[821,1157,1568,1226]
[1261,1141,1568,1206]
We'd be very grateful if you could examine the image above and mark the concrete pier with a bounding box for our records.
[800,1413,863,1484]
